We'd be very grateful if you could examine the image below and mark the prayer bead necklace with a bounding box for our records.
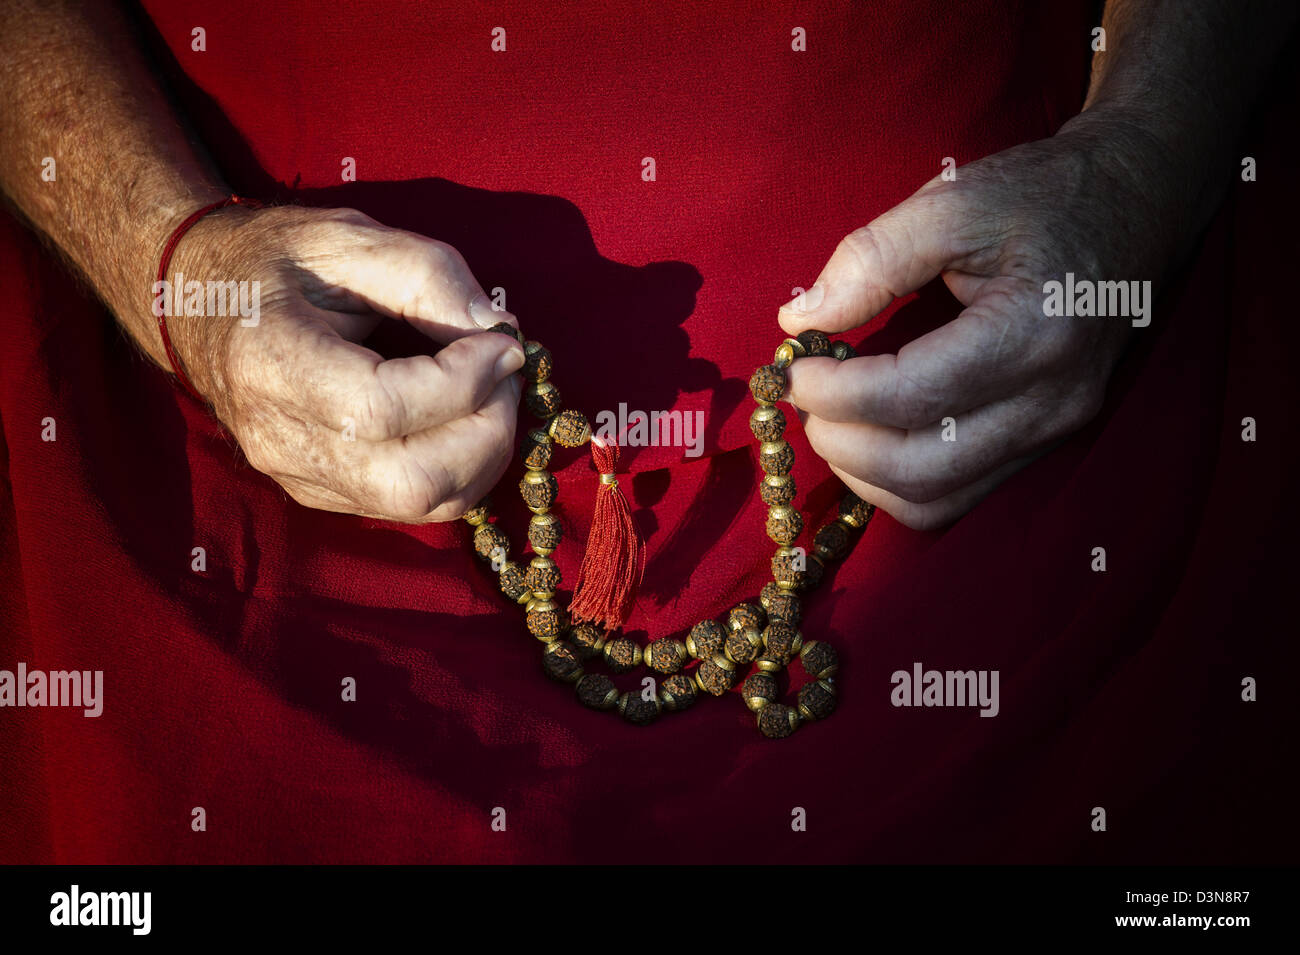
[461,324,875,739]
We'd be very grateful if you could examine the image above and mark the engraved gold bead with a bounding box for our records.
[773,341,797,369]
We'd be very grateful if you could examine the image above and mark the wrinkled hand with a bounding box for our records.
[170,205,525,522]
[781,117,1177,530]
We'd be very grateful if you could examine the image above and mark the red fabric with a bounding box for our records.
[1,1,1296,863]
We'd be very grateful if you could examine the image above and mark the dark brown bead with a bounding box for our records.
[519,470,558,511]
[618,691,661,725]
[603,637,642,673]
[759,440,794,476]
[729,603,766,632]
[749,406,786,442]
[830,340,855,361]
[749,364,786,404]
[498,562,529,602]
[766,505,804,545]
[759,474,796,506]
[762,621,802,662]
[461,499,491,526]
[472,523,509,562]
[741,672,778,712]
[838,491,875,529]
[686,619,726,660]
[542,641,583,684]
[569,622,608,660]
[520,429,553,470]
[525,558,560,595]
[724,627,762,665]
[760,582,802,626]
[548,409,591,447]
[485,321,524,344]
[803,554,825,591]
[813,521,852,561]
[659,673,698,712]
[796,330,831,357]
[575,673,618,710]
[525,381,562,419]
[771,548,807,589]
[528,513,562,552]
[526,602,565,641]
[800,640,839,680]
[694,655,737,696]
[797,679,837,720]
[646,639,687,674]
[522,340,552,382]
[757,703,801,739]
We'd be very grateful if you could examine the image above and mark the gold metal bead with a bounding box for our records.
[461,499,491,526]
[830,340,855,361]
[773,341,797,369]
[781,337,807,359]
[755,656,784,673]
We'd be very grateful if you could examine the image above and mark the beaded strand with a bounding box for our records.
[461,324,875,739]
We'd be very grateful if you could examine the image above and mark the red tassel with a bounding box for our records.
[569,436,645,632]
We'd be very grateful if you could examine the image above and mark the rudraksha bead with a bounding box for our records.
[838,492,875,529]
[526,599,565,642]
[771,547,808,589]
[686,620,726,660]
[760,582,801,625]
[813,521,852,562]
[542,641,583,684]
[521,429,553,470]
[569,622,608,660]
[757,703,802,739]
[800,640,839,680]
[603,637,642,673]
[548,409,591,447]
[659,673,698,712]
[694,654,737,696]
[759,473,796,506]
[762,621,803,663]
[749,405,786,442]
[749,364,786,404]
[729,603,766,632]
[528,512,562,554]
[759,440,794,476]
[741,672,778,712]
[485,321,524,344]
[725,627,762,665]
[522,340,553,382]
[526,381,562,418]
[830,340,855,361]
[525,556,560,596]
[462,499,491,526]
[796,329,831,357]
[498,562,530,602]
[618,691,661,726]
[802,554,825,591]
[646,638,687,674]
[766,505,804,545]
[519,469,558,512]
[797,679,837,721]
[575,673,618,710]
[472,523,509,562]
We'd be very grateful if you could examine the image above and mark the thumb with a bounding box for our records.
[779,179,960,336]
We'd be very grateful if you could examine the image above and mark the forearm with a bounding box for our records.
[1074,0,1297,249]
[0,0,228,371]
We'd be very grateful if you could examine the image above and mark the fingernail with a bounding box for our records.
[780,281,825,314]
[470,292,517,329]
[495,343,526,378]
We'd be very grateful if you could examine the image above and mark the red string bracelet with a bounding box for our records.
[154,194,262,401]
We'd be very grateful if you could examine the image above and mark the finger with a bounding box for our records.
[364,374,520,523]
[802,390,1061,504]
[778,178,962,336]
[785,274,1048,428]
[828,457,1033,532]
[243,303,524,441]
[309,212,519,340]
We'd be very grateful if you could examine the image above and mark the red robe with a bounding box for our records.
[1,1,1295,862]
